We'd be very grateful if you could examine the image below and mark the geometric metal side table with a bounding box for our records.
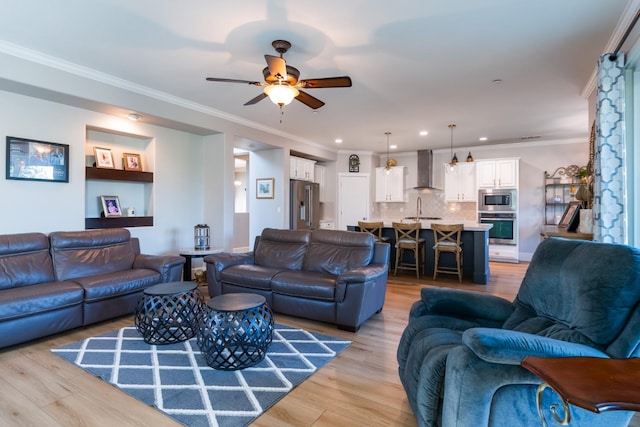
[521,356,640,426]
[197,293,274,371]
[134,281,204,345]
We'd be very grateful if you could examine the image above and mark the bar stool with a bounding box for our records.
[432,223,464,283]
[358,221,390,243]
[392,222,425,278]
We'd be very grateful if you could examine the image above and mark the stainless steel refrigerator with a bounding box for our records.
[290,180,320,230]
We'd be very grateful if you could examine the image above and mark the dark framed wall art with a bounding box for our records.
[6,136,69,183]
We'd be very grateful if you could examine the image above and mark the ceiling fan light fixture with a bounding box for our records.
[264,84,299,106]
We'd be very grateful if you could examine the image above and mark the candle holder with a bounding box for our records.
[194,224,210,250]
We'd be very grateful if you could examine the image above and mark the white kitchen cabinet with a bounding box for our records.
[314,164,326,202]
[375,166,405,202]
[488,243,519,262]
[444,162,476,202]
[476,159,518,188]
[290,156,316,181]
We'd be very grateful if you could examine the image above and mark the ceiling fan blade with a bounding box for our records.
[206,77,262,86]
[299,76,352,88]
[295,90,325,109]
[244,93,268,106]
[264,55,287,81]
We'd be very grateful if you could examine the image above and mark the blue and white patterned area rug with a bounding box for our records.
[51,325,351,427]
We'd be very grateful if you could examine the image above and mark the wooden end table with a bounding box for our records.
[521,356,640,426]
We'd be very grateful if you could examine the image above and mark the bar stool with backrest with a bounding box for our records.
[392,222,426,278]
[358,221,390,243]
[432,223,464,283]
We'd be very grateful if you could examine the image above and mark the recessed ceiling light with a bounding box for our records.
[127,113,141,121]
[479,137,488,141]
[335,138,343,144]
[390,144,397,149]
[419,130,428,136]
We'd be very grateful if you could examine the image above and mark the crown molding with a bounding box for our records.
[582,0,640,98]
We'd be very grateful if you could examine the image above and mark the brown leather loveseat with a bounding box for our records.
[0,228,185,348]
[204,228,390,331]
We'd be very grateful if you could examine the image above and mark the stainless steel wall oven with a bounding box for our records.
[479,212,517,245]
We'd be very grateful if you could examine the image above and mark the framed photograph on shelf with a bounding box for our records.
[93,147,114,169]
[256,178,274,199]
[558,201,581,231]
[6,136,69,183]
[123,153,142,171]
[100,195,122,217]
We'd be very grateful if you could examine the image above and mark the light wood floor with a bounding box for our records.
[1,261,629,427]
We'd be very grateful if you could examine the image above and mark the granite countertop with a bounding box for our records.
[370,219,492,232]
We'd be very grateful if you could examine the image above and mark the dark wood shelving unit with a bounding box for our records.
[85,216,154,229]
[85,166,153,182]
[85,167,154,229]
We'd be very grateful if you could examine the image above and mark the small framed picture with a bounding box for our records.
[123,153,142,171]
[100,195,122,217]
[558,201,581,231]
[94,147,114,169]
[256,178,274,199]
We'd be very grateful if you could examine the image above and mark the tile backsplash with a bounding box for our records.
[373,189,477,221]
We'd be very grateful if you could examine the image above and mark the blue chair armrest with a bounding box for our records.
[411,287,514,323]
[462,327,610,365]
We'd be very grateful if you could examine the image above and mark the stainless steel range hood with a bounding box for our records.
[414,149,441,190]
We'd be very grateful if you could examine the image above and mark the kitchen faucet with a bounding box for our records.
[416,196,422,219]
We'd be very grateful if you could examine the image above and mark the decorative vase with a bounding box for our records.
[575,184,591,202]
[579,209,593,234]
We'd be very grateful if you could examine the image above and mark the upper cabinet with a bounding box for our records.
[375,166,405,202]
[476,159,519,188]
[444,162,476,202]
[314,164,326,203]
[290,156,316,181]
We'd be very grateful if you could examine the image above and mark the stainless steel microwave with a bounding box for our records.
[478,189,517,212]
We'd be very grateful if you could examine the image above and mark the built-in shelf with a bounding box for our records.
[85,216,154,229]
[85,166,153,182]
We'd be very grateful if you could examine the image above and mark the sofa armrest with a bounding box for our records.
[412,287,514,323]
[462,327,609,365]
[337,263,388,284]
[134,254,186,282]
[204,252,254,278]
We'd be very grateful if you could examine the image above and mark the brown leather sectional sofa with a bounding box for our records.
[0,228,185,348]
[204,228,390,331]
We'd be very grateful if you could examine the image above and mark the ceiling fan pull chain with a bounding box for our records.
[280,105,284,124]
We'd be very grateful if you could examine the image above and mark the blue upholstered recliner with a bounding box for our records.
[397,238,640,427]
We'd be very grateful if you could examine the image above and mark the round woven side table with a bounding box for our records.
[197,293,274,371]
[134,281,204,345]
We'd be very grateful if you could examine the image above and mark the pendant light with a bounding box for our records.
[448,124,458,171]
[384,131,397,174]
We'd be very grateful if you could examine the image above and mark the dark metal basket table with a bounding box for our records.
[134,281,204,344]
[197,293,274,370]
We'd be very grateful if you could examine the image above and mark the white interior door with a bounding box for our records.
[338,173,370,230]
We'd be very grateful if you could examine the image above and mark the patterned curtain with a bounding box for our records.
[593,53,627,244]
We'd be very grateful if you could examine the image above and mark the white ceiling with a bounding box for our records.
[0,0,633,154]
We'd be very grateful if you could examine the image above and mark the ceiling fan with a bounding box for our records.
[206,40,352,109]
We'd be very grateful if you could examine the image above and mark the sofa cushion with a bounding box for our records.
[220,264,283,290]
[504,238,640,347]
[50,229,136,281]
[0,232,55,289]
[303,229,374,275]
[0,281,84,321]
[254,228,311,270]
[271,270,340,302]
[72,269,160,302]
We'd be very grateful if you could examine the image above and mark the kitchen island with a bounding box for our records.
[348,220,492,284]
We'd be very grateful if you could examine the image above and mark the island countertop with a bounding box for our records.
[374,219,492,232]
[348,220,492,284]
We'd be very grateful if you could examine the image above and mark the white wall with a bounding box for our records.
[0,89,209,255]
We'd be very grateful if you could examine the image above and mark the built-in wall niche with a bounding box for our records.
[85,127,154,229]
